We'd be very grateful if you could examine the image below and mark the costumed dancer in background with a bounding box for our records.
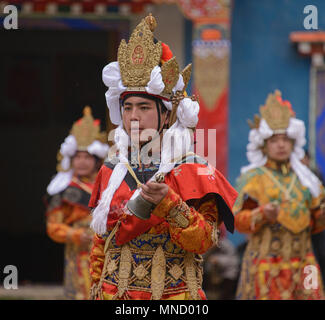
[45,107,109,299]
[88,15,238,300]
[234,90,325,300]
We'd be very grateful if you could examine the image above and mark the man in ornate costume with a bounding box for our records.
[45,107,109,299]
[234,90,325,300]
[88,15,237,300]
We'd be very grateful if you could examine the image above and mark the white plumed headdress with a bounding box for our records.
[241,90,321,197]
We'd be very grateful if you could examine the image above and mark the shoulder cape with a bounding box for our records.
[89,154,237,243]
[45,179,93,213]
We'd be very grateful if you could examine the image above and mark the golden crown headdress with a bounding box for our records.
[117,14,191,100]
[248,90,294,132]
[70,106,106,149]
[56,106,106,172]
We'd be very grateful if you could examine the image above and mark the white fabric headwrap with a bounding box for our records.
[241,117,321,197]
[146,66,165,96]
[60,135,78,171]
[103,62,167,125]
[47,135,109,196]
[103,62,126,126]
[91,62,199,235]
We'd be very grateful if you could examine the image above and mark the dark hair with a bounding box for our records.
[120,93,167,113]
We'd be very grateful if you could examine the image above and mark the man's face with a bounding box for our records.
[71,151,97,178]
[264,134,294,162]
[122,95,168,140]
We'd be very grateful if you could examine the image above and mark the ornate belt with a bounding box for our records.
[105,244,202,300]
[248,224,311,260]
[91,231,203,300]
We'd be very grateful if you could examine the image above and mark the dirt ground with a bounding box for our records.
[0,284,65,300]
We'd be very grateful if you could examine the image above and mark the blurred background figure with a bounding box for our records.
[203,225,240,300]
[234,90,325,300]
[45,107,108,299]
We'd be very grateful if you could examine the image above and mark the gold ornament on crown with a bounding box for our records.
[247,114,261,129]
[71,106,105,149]
[118,15,162,90]
[56,106,107,172]
[259,90,292,132]
[247,90,292,131]
[168,64,195,127]
[161,57,180,98]
[181,63,192,92]
[117,14,191,101]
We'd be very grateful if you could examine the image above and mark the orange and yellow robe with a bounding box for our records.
[89,154,237,300]
[45,177,94,300]
[234,159,325,300]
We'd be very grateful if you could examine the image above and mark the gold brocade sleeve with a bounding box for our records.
[89,234,105,285]
[151,187,219,254]
[233,170,268,234]
[46,203,85,245]
[235,208,267,234]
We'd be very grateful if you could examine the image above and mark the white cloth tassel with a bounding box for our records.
[241,156,267,175]
[90,163,128,235]
[291,153,321,197]
[160,121,192,171]
[148,121,193,184]
[176,98,199,128]
[47,170,74,196]
[90,125,129,235]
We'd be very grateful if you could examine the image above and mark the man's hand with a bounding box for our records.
[262,202,279,222]
[140,181,169,205]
